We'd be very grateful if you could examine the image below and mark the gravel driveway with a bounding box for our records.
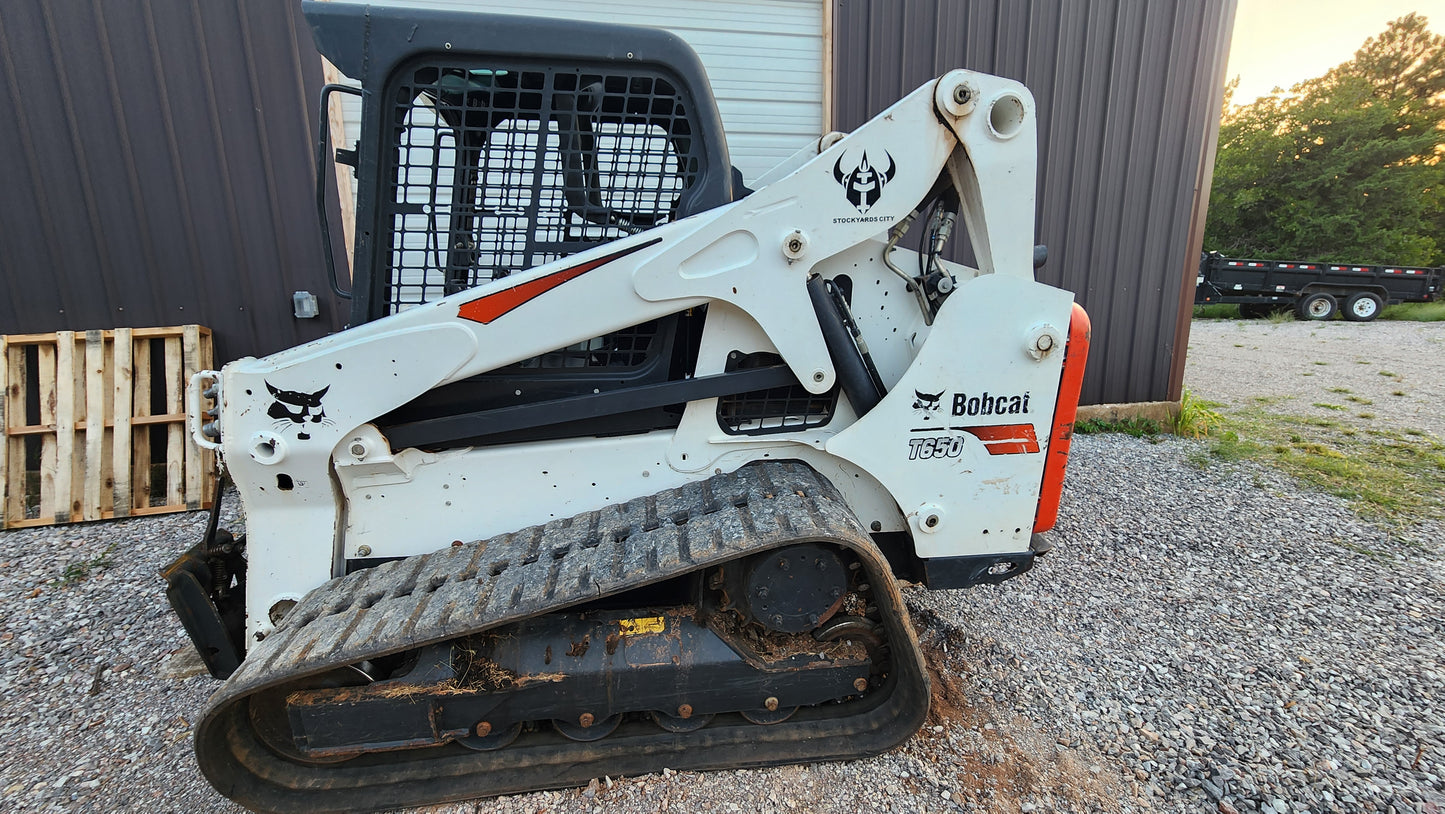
[1,322,1441,814]
[1184,319,1445,439]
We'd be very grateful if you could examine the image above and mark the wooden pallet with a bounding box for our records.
[1,326,215,529]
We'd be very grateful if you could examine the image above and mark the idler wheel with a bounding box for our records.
[248,665,371,765]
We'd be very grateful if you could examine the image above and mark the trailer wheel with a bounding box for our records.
[1295,292,1338,321]
[1343,292,1383,322]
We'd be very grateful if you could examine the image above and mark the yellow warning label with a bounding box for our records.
[618,616,665,636]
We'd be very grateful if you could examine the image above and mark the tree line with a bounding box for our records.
[1204,14,1444,267]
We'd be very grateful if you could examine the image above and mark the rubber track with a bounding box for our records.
[195,461,930,813]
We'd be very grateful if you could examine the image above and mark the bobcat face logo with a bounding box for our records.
[833,149,897,214]
[912,389,944,421]
[266,382,332,440]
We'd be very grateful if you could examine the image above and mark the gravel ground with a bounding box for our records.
[1184,319,1445,439]
[2,322,1442,814]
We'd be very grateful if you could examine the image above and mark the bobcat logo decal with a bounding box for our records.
[833,149,897,214]
[912,389,944,421]
[266,382,332,440]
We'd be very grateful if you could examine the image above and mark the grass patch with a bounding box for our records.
[1209,430,1258,461]
[1312,403,1345,411]
[1194,304,1241,319]
[1327,386,1351,394]
[1379,370,1399,378]
[1346,395,1373,405]
[1200,409,1445,527]
[1075,416,1163,438]
[1312,360,1329,366]
[1392,390,1407,397]
[1185,428,1256,469]
[1190,303,1294,322]
[1381,301,1445,322]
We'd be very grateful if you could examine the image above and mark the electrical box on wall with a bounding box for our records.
[293,291,320,319]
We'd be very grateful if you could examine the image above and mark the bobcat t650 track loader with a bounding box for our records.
[162,4,1090,811]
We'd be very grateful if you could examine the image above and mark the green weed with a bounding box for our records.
[55,543,117,586]
[1175,389,1224,439]
[1312,403,1345,411]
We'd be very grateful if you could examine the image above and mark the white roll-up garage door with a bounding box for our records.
[326,0,825,184]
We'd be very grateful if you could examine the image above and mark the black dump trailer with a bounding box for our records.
[1195,252,1443,321]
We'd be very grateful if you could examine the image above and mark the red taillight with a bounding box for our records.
[1033,303,1091,533]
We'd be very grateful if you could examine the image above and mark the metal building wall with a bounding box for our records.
[833,0,1236,405]
[0,0,345,364]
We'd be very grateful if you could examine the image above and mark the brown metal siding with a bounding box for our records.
[0,0,346,364]
[834,0,1235,405]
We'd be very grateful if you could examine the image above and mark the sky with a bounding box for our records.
[1226,0,1445,104]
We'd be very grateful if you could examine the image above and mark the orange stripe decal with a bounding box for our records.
[1033,303,1091,533]
[458,238,660,325]
[960,423,1040,455]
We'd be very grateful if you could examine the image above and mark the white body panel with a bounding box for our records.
[828,272,1072,557]
[201,71,1074,640]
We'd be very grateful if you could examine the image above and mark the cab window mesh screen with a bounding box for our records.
[382,63,699,315]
